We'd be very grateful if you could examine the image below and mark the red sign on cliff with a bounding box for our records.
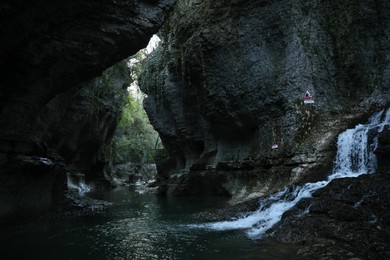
[304,90,315,104]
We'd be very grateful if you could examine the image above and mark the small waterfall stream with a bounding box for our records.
[2,110,388,259]
[191,108,390,238]
[67,172,91,194]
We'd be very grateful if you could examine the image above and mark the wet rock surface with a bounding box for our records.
[0,153,67,223]
[268,172,390,259]
[376,129,390,175]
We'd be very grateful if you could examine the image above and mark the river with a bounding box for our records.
[0,187,299,260]
[3,108,388,259]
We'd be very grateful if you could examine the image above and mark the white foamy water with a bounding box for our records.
[190,108,390,238]
[67,173,92,194]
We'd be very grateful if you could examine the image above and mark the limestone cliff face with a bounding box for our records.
[38,60,131,186]
[0,59,130,223]
[140,0,390,200]
[0,0,174,222]
[0,0,174,155]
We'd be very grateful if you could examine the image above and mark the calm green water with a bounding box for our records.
[0,187,299,259]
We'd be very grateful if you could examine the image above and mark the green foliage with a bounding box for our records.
[111,46,164,165]
[112,93,161,165]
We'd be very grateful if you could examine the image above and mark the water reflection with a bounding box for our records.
[0,187,300,259]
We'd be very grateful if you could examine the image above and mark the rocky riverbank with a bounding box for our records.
[269,172,390,259]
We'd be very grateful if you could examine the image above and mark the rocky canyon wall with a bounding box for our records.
[140,0,390,201]
[0,0,175,222]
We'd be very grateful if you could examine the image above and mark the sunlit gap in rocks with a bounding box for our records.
[189,108,390,239]
[110,35,163,192]
[64,35,163,195]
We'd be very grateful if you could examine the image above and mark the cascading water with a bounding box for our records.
[190,108,390,238]
[67,172,91,194]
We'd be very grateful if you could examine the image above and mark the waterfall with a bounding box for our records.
[190,108,390,238]
[67,173,92,195]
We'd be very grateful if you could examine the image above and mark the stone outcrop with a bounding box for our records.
[140,0,390,201]
[0,153,67,223]
[265,118,390,260]
[0,0,175,222]
[269,167,390,259]
[376,128,390,175]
